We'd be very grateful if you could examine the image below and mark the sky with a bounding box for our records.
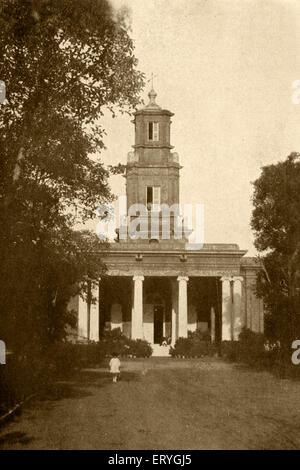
[93,0,300,255]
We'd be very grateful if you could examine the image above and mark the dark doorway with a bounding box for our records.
[188,277,222,344]
[154,305,164,344]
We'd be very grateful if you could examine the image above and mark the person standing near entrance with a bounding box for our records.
[109,352,121,383]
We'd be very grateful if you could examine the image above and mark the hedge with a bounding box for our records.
[0,329,152,417]
[221,328,300,379]
[99,328,152,358]
[170,330,217,358]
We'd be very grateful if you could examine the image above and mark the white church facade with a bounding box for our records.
[72,89,264,350]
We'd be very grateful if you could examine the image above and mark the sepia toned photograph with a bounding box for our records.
[1,0,300,454]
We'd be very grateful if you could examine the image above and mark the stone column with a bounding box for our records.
[177,276,189,338]
[232,276,243,340]
[78,283,89,341]
[89,281,99,342]
[221,276,232,341]
[171,279,178,346]
[259,298,264,334]
[245,276,252,330]
[132,275,144,339]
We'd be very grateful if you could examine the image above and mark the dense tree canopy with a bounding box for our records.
[251,152,300,345]
[0,0,143,218]
[0,0,144,353]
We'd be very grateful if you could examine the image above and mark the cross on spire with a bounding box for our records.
[147,73,157,90]
[151,73,156,89]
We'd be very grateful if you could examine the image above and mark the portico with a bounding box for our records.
[76,249,256,345]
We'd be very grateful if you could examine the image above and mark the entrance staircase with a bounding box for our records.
[151,344,171,357]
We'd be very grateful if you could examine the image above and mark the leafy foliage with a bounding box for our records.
[0,0,144,219]
[251,153,300,345]
[170,329,216,358]
[108,163,126,175]
[220,328,300,379]
[0,0,144,356]
[222,328,265,366]
[100,328,152,358]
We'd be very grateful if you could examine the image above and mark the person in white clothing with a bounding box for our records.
[109,352,121,382]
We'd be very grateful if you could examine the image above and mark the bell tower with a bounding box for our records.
[126,88,181,213]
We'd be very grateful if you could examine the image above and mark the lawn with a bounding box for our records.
[0,357,300,449]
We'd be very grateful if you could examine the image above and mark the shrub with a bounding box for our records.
[170,330,217,358]
[97,328,152,358]
[238,328,266,366]
[0,330,154,417]
[0,351,53,415]
[46,342,82,376]
[0,341,105,416]
[126,339,153,358]
[188,329,212,341]
[189,340,216,357]
[100,327,129,357]
[221,328,273,368]
[220,328,300,381]
[170,337,191,357]
[221,340,240,361]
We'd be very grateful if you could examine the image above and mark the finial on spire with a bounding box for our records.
[143,73,161,109]
[145,73,160,108]
[148,87,157,106]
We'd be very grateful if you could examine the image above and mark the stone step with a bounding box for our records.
[151,344,171,357]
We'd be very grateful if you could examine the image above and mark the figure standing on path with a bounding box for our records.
[109,352,121,383]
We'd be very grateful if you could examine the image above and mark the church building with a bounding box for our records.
[73,88,264,354]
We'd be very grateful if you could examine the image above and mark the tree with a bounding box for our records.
[251,152,300,347]
[0,0,144,218]
[0,0,144,353]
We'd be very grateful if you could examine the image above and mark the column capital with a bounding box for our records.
[177,276,189,282]
[133,275,144,282]
[232,276,243,283]
[220,276,231,283]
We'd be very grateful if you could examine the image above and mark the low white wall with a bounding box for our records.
[188,304,197,332]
